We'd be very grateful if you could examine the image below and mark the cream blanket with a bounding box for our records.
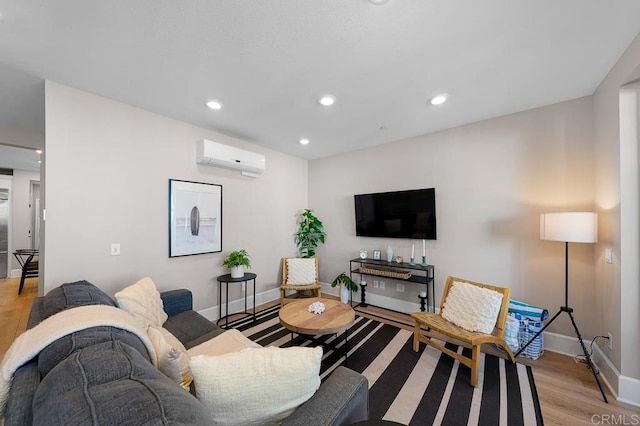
[0,305,157,416]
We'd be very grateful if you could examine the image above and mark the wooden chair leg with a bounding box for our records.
[470,344,481,387]
[413,321,421,352]
[280,289,285,307]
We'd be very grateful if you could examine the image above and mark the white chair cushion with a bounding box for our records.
[286,258,317,285]
[190,346,322,426]
[441,281,503,334]
[114,277,168,328]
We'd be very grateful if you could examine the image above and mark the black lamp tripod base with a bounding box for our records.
[515,305,608,403]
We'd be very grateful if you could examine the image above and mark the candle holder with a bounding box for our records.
[409,257,416,266]
[359,282,368,307]
[418,294,427,312]
[421,255,427,267]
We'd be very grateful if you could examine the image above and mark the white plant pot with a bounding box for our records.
[230,266,244,278]
[340,285,350,304]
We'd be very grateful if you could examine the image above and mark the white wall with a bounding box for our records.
[9,169,40,272]
[310,97,596,338]
[593,31,640,398]
[43,82,307,311]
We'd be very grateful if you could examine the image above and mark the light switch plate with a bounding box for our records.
[605,248,612,264]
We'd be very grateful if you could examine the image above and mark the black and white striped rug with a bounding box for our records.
[230,305,543,426]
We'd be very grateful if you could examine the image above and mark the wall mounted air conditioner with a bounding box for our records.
[196,139,265,177]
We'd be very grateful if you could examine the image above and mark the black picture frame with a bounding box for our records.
[169,179,222,257]
[373,250,381,260]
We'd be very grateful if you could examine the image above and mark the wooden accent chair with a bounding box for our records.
[411,276,515,387]
[280,257,322,307]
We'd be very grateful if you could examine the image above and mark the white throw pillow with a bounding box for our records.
[286,258,317,285]
[147,325,184,385]
[190,346,322,426]
[441,281,504,334]
[148,325,192,389]
[114,277,168,328]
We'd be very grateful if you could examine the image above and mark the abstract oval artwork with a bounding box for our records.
[190,206,200,236]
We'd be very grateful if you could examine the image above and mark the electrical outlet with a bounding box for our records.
[607,332,613,350]
[396,283,405,292]
[605,248,613,264]
[373,280,379,288]
[379,281,385,289]
[110,243,121,256]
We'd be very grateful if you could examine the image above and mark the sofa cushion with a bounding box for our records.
[190,346,322,425]
[163,310,223,349]
[187,329,261,358]
[33,340,212,425]
[42,280,116,320]
[115,277,168,328]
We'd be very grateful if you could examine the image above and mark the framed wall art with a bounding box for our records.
[169,179,222,257]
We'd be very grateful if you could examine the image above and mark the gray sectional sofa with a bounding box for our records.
[3,280,369,425]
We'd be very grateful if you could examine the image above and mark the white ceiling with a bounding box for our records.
[1,1,639,162]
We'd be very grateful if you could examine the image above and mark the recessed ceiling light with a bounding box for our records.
[318,94,336,106]
[35,149,42,154]
[369,0,389,5]
[206,100,223,110]
[37,160,41,164]
[299,138,310,145]
[429,95,447,105]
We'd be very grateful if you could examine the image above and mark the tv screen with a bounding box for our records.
[354,188,436,240]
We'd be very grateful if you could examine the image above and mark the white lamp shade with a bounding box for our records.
[540,212,598,243]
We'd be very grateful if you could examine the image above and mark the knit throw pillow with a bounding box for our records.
[286,258,316,285]
[190,346,322,425]
[115,277,168,328]
[441,281,503,334]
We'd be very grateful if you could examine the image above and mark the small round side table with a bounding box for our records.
[216,272,257,329]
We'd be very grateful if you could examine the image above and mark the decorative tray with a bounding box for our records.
[357,266,412,280]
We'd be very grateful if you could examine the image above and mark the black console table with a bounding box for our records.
[350,258,435,313]
[216,272,256,328]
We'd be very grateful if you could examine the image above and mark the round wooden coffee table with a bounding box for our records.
[279,298,355,364]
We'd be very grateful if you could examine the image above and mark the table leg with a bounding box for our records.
[225,281,229,329]
[344,328,349,366]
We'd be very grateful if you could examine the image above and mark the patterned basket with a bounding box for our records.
[357,266,411,280]
[514,313,544,360]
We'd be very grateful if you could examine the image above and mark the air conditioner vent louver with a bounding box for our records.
[196,139,265,177]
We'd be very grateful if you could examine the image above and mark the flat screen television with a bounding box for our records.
[354,188,436,240]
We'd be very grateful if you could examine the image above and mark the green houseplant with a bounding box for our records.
[295,209,326,258]
[222,249,251,278]
[331,272,358,303]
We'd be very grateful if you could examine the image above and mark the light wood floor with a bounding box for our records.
[1,280,638,425]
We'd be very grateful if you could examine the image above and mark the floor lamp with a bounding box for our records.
[516,212,608,403]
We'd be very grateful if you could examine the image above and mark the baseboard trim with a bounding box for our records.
[618,375,640,407]
[197,287,280,322]
[542,331,640,406]
[10,269,22,278]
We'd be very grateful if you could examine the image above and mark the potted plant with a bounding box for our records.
[295,209,326,258]
[331,272,358,304]
[222,249,251,278]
